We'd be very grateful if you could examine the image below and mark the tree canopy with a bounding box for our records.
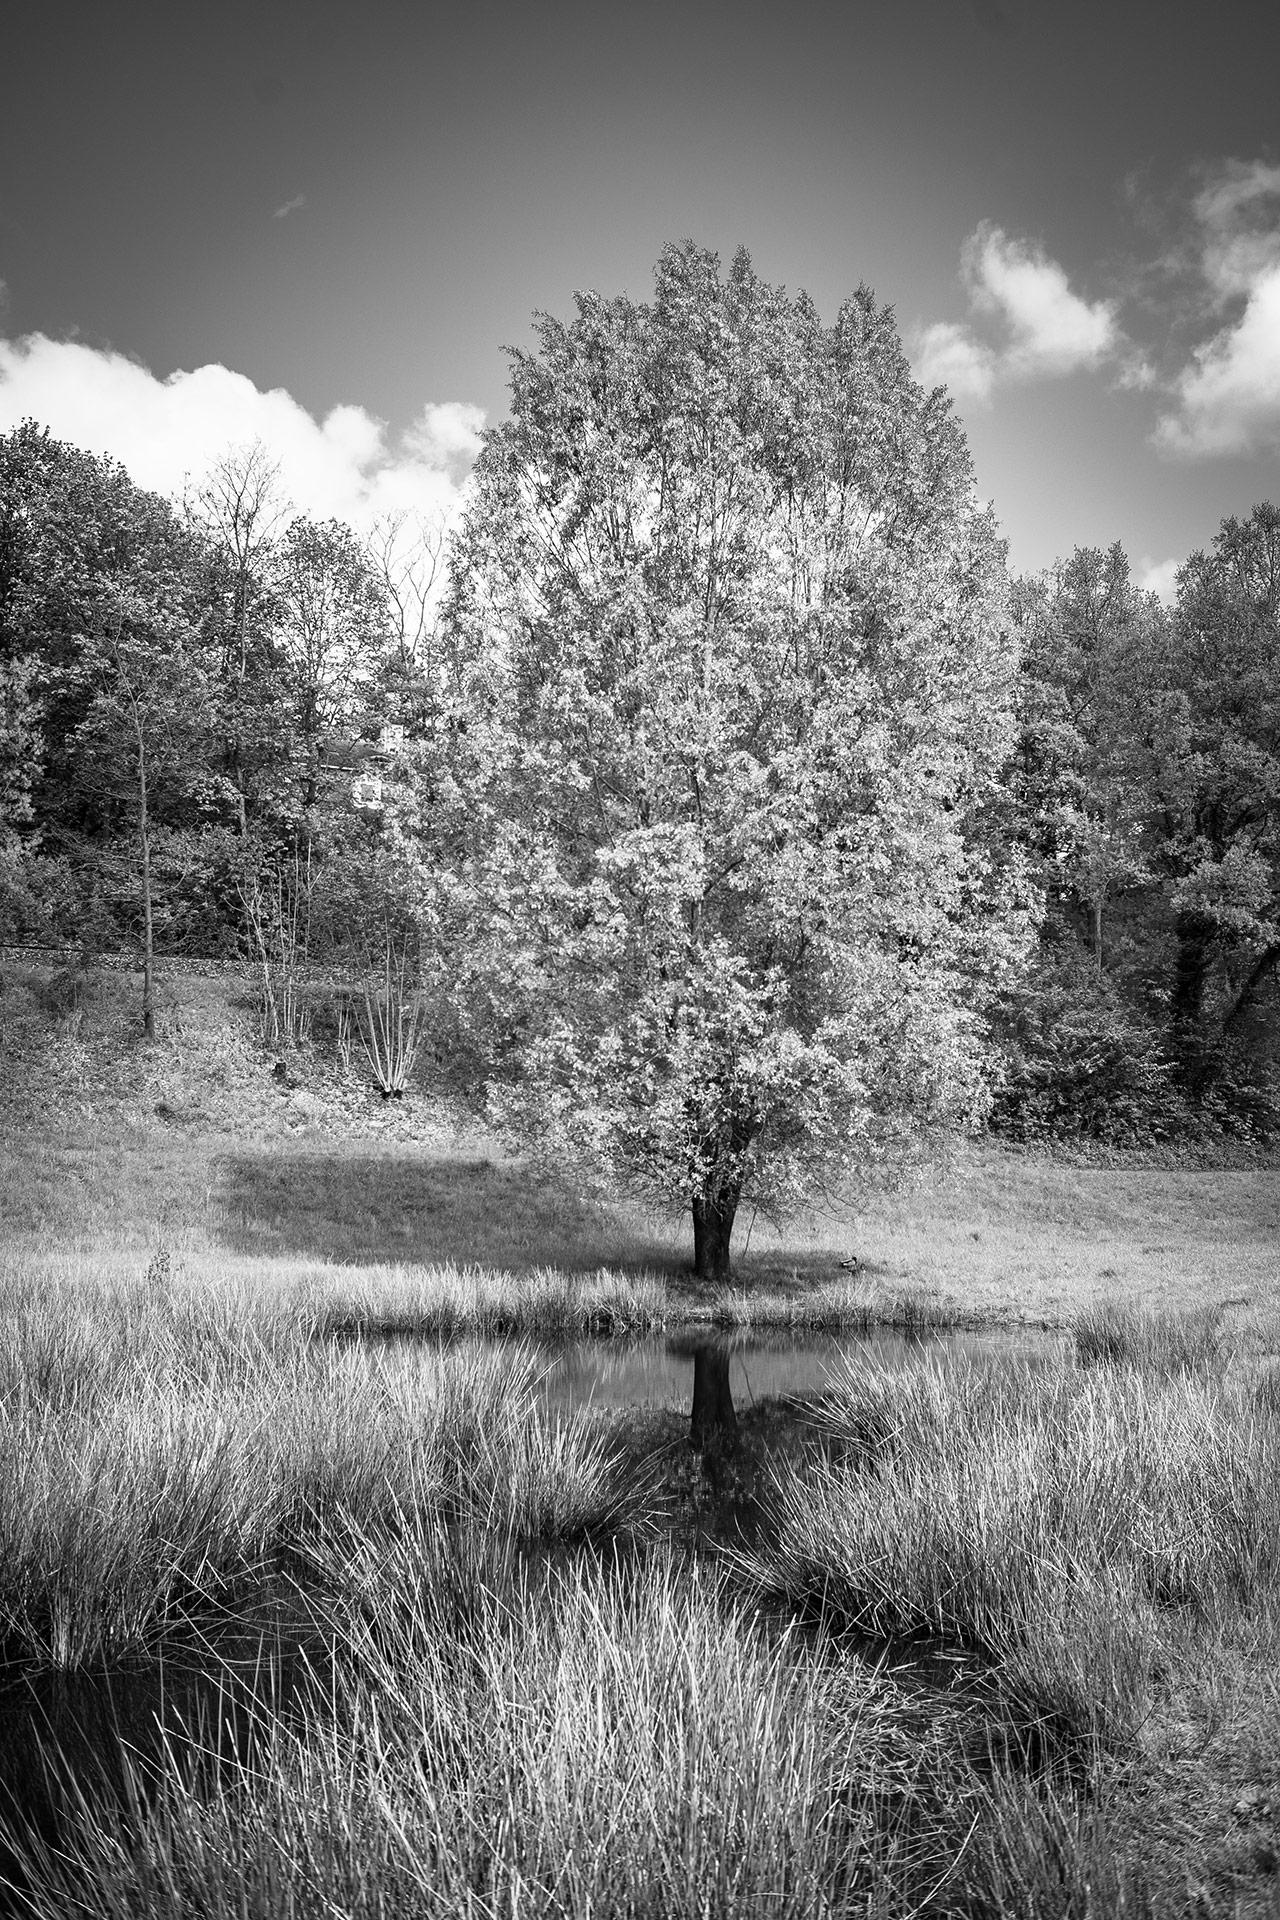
[396,242,1033,1274]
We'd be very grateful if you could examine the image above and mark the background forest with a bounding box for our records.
[2,408,1278,1154]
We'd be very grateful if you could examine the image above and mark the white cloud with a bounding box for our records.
[912,223,1119,401]
[0,332,484,527]
[1135,555,1181,604]
[912,321,996,401]
[965,225,1118,376]
[1155,264,1280,456]
[273,194,307,220]
[405,401,487,476]
[1193,160,1280,299]
[1155,161,1280,457]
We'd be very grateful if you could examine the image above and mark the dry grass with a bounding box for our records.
[745,1346,1280,1733]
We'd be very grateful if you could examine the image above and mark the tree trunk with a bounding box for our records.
[690,1344,737,1450]
[1223,941,1280,1037]
[139,764,155,1041]
[692,1191,738,1282]
[1171,912,1215,1028]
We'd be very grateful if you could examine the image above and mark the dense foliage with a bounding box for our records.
[1000,521,1280,1143]
[2,245,1278,1190]
[393,243,1032,1271]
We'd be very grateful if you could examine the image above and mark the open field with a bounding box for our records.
[4,956,1276,1331]
[4,1117,1277,1333]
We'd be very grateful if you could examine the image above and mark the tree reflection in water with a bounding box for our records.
[688,1341,738,1451]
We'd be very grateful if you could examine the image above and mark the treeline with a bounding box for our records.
[0,421,440,1036]
[1,416,1277,1145]
[1002,523,1280,1143]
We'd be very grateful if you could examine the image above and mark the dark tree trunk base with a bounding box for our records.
[692,1193,738,1282]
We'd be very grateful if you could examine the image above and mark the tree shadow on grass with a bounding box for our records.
[215,1148,684,1273]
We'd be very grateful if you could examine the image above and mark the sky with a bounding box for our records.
[2,0,1278,596]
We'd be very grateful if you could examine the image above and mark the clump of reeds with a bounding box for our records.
[358,929,426,1097]
[301,1261,669,1339]
[5,1526,1201,1920]
[0,1261,644,1673]
[744,1349,1280,1748]
[704,1278,968,1335]
[1074,1300,1236,1375]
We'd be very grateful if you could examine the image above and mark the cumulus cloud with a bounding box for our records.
[1155,268,1280,456]
[1154,161,1280,457]
[405,400,487,479]
[1135,556,1181,604]
[1193,160,1280,299]
[913,223,1119,401]
[0,332,485,526]
[965,225,1118,375]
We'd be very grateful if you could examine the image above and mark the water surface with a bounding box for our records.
[510,1326,1063,1414]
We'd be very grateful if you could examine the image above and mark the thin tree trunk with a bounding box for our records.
[139,761,155,1041]
[1093,898,1104,975]
[690,1344,737,1450]
[692,1191,738,1282]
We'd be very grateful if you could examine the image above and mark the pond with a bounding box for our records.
[359,1322,1066,1448]
[534,1325,1061,1417]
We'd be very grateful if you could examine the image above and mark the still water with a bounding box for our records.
[513,1326,1063,1415]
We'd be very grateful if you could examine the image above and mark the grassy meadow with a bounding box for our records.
[2,960,1279,1914]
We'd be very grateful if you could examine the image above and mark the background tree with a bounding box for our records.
[0,420,224,952]
[0,651,41,851]
[0,652,43,940]
[997,517,1280,1144]
[185,442,291,838]
[275,515,390,810]
[1013,546,1163,975]
[399,243,1032,1278]
[67,569,219,1035]
[365,508,447,675]
[1158,504,1280,1051]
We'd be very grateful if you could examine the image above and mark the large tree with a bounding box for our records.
[397,243,1032,1278]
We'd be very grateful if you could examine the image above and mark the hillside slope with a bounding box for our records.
[1,954,1277,1327]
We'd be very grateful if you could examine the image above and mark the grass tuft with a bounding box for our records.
[1074,1300,1239,1374]
[744,1351,1280,1753]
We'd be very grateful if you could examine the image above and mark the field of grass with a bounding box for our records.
[0,1264,1278,1915]
[5,1104,1278,1336]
